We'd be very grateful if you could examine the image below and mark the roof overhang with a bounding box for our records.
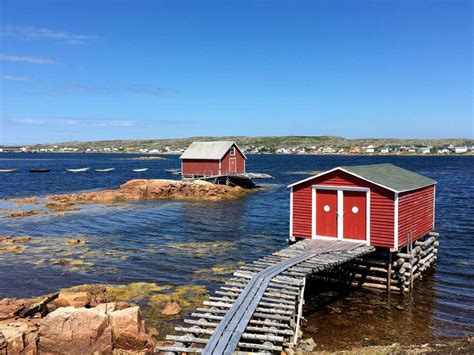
[179,142,247,160]
[287,167,436,194]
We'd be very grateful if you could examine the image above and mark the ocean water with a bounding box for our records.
[0,153,473,348]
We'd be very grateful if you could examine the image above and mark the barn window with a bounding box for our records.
[323,205,331,212]
[352,206,359,214]
[230,147,236,156]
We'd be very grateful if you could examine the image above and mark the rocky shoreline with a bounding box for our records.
[2,287,472,355]
[0,287,158,354]
[2,281,472,354]
[48,179,248,203]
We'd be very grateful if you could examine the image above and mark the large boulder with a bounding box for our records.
[95,302,116,315]
[108,306,150,350]
[38,306,112,354]
[54,292,91,308]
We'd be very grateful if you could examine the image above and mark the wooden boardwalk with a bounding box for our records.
[157,239,374,354]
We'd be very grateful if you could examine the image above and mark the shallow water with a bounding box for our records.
[0,153,473,348]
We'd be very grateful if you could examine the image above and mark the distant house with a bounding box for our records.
[180,141,247,176]
[380,147,390,154]
[320,147,335,154]
[418,147,431,154]
[362,145,375,153]
[437,148,450,154]
[451,146,468,154]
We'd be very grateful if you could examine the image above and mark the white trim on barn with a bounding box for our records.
[229,157,237,173]
[180,141,247,160]
[218,159,222,175]
[289,187,294,239]
[393,192,399,251]
[433,185,436,230]
[366,190,371,246]
[287,167,436,194]
[311,187,316,239]
[233,143,247,160]
[311,185,370,245]
[337,190,344,239]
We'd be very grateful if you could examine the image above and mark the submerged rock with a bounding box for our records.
[0,245,26,253]
[8,197,37,204]
[0,236,31,244]
[161,302,181,316]
[7,210,40,218]
[65,238,86,245]
[45,201,74,210]
[297,337,317,352]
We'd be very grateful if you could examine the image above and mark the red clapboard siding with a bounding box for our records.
[292,184,313,238]
[221,146,246,174]
[291,170,396,248]
[182,159,220,176]
[398,185,435,247]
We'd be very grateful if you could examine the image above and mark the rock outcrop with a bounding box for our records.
[0,321,39,354]
[39,307,113,354]
[108,307,149,350]
[48,179,246,204]
[54,292,91,308]
[0,286,156,354]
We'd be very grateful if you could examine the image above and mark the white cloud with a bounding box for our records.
[0,54,57,65]
[14,118,80,126]
[1,25,95,44]
[10,118,194,127]
[26,84,179,96]
[1,74,32,81]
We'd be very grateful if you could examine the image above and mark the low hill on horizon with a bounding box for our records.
[27,136,473,151]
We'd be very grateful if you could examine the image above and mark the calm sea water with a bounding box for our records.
[0,153,473,348]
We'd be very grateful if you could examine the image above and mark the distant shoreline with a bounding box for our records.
[1,151,473,157]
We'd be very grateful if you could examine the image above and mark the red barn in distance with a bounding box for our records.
[180,141,247,177]
[288,164,436,251]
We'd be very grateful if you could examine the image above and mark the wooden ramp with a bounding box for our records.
[157,239,374,354]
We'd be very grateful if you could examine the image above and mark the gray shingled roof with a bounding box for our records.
[180,141,245,160]
[340,163,436,192]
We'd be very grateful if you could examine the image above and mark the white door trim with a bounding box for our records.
[394,192,399,251]
[312,185,370,245]
[289,187,294,238]
[229,157,237,173]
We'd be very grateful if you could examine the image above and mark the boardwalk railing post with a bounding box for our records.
[293,276,306,345]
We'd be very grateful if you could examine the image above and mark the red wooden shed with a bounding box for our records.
[288,164,436,251]
[180,141,247,177]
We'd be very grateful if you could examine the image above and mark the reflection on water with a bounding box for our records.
[0,153,473,347]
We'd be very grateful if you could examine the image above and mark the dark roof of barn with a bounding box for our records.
[340,164,436,192]
[180,141,246,160]
[288,163,436,193]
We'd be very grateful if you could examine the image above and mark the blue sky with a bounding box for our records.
[0,0,472,145]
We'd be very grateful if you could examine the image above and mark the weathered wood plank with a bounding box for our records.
[157,239,375,355]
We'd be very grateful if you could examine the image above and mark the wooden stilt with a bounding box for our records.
[387,251,392,292]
